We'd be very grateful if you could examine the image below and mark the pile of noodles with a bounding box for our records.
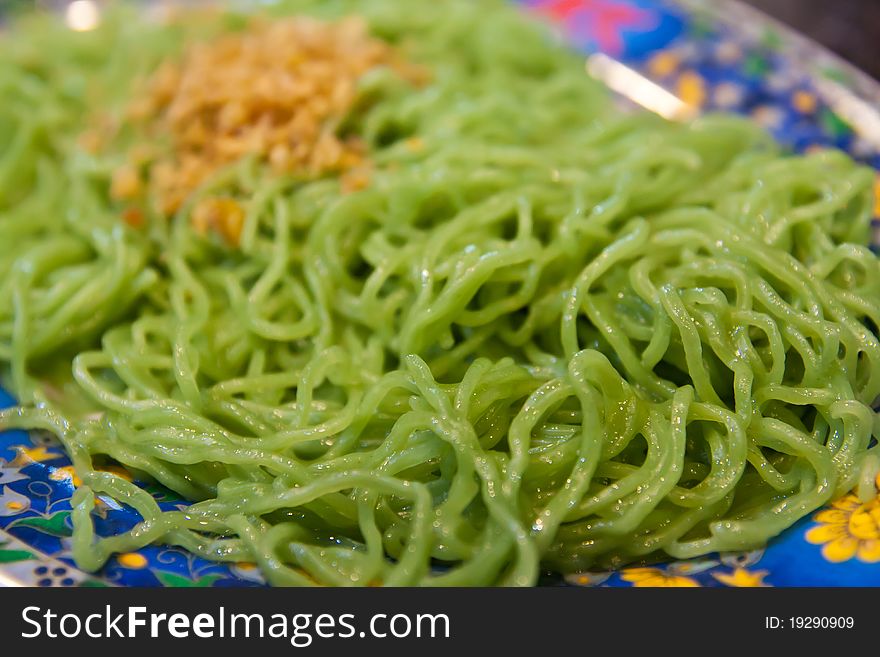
[0,0,878,585]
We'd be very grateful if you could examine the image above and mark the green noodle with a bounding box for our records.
[0,0,878,586]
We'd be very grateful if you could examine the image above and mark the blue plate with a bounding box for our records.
[1,0,879,587]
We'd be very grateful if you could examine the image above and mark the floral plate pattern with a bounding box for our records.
[1,0,879,587]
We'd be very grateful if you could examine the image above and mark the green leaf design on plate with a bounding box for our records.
[819,66,850,84]
[687,15,713,40]
[9,510,72,537]
[760,28,783,51]
[0,547,36,563]
[79,579,110,588]
[819,109,852,138]
[156,571,221,588]
[743,53,770,77]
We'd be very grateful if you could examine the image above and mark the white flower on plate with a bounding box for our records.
[0,459,28,485]
[849,136,878,158]
[751,105,785,129]
[713,82,745,109]
[0,485,31,516]
[765,68,801,93]
[666,558,719,576]
[719,549,765,568]
[715,40,743,64]
[231,561,267,584]
[564,571,611,587]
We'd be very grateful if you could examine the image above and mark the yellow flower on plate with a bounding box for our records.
[97,464,134,482]
[873,175,880,218]
[647,51,680,77]
[712,568,770,587]
[620,567,700,587]
[676,71,706,108]
[10,445,61,467]
[792,90,817,114]
[117,553,149,570]
[805,475,880,564]
[49,466,82,488]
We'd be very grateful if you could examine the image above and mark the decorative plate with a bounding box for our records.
[1,0,879,587]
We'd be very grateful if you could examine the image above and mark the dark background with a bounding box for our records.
[743,0,880,79]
